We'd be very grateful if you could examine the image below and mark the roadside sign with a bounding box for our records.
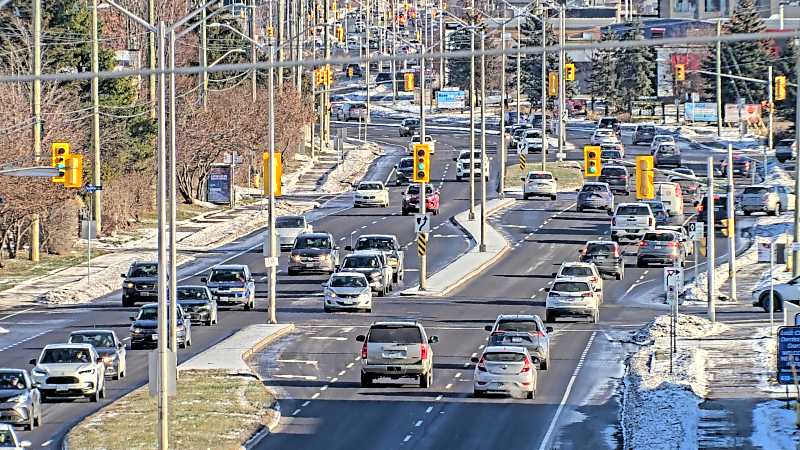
[85,184,103,193]
[792,242,800,252]
[664,266,683,304]
[264,256,279,267]
[414,213,431,233]
[687,222,704,240]
[758,237,774,263]
[777,326,800,384]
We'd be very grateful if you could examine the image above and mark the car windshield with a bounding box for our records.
[69,332,115,348]
[581,185,607,192]
[527,173,552,180]
[525,131,541,138]
[0,430,15,446]
[0,372,26,390]
[398,158,413,168]
[330,276,368,288]
[129,264,157,278]
[209,269,246,282]
[459,152,482,160]
[643,233,677,242]
[638,126,655,132]
[368,325,422,343]
[488,334,535,347]
[552,281,591,292]
[496,320,541,333]
[561,266,593,277]
[295,236,331,249]
[137,306,158,321]
[356,237,395,251]
[586,243,615,255]
[40,348,92,364]
[654,136,673,143]
[601,150,621,159]
[602,168,626,177]
[276,217,304,228]
[744,186,770,195]
[483,352,525,362]
[177,287,209,300]
[644,202,666,212]
[407,185,434,195]
[617,205,650,215]
[358,183,383,191]
[343,256,380,268]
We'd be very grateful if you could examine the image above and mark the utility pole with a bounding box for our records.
[439,0,444,86]
[268,44,278,324]
[516,16,521,124]
[419,5,428,291]
[297,0,304,92]
[468,10,476,221]
[499,22,506,194]
[726,144,736,302]
[250,0,257,102]
[781,2,785,30]
[480,30,487,252]
[149,0,156,120]
[365,0,371,140]
[200,6,208,111]
[716,20,722,137]
[707,156,716,323]
[91,0,102,235]
[557,5,565,159]
[278,0,286,85]
[168,30,178,352]
[30,0,41,263]
[324,0,332,146]
[391,0,398,100]
[541,11,547,170]
[768,65,774,159]
[156,21,169,449]
[794,37,800,277]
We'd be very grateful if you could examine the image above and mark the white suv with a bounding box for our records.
[455,150,489,181]
[29,344,106,402]
[522,171,557,200]
[553,262,603,298]
[545,279,600,323]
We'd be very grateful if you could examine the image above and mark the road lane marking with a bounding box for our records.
[435,395,443,401]
[273,375,318,380]
[454,372,462,378]
[415,420,423,427]
[277,359,318,365]
[311,336,347,341]
[311,392,320,399]
[0,329,52,353]
[403,435,412,443]
[445,383,453,389]
[320,385,329,391]
[301,401,310,407]
[0,307,35,321]
[330,377,338,383]
[537,331,597,450]
[338,370,346,376]
[292,409,301,416]
[346,362,355,368]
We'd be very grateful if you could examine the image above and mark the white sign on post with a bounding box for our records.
[757,237,773,263]
[414,213,431,233]
[687,222,704,241]
[664,266,684,304]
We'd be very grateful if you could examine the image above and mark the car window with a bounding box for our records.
[561,266,593,277]
[40,348,93,364]
[658,145,678,155]
[552,281,590,292]
[129,264,157,278]
[69,332,115,348]
[581,184,607,193]
[355,237,395,251]
[528,173,553,180]
[398,158,413,168]
[488,334,535,347]
[586,243,615,255]
[496,320,541,333]
[407,185,434,195]
[343,255,380,268]
[643,233,677,242]
[744,186,769,195]
[643,202,666,212]
[209,269,247,282]
[358,183,384,191]
[368,325,422,343]
[601,167,626,177]
[177,287,209,300]
[276,217,305,228]
[137,306,158,321]
[330,276,368,288]
[0,372,27,390]
[0,429,16,446]
[616,205,650,215]
[483,352,525,362]
[601,150,621,159]
[294,236,331,249]
[459,152,482,160]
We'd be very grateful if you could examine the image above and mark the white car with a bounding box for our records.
[455,150,489,181]
[29,343,106,402]
[274,215,313,251]
[553,262,603,296]
[591,128,615,145]
[0,424,30,449]
[516,129,544,155]
[522,171,557,200]
[752,275,800,312]
[408,134,436,154]
[323,272,373,312]
[353,181,389,208]
[472,346,537,399]
[650,135,675,154]
[545,279,601,323]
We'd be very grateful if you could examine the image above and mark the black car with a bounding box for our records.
[695,194,729,227]
[129,303,192,350]
[598,165,630,195]
[395,157,414,185]
[633,124,656,145]
[121,262,158,307]
[399,118,419,137]
[579,240,624,280]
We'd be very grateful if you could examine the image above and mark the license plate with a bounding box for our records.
[141,292,155,296]
[627,229,637,233]
[305,263,317,268]
[56,386,68,392]
[384,351,405,358]
[151,335,158,340]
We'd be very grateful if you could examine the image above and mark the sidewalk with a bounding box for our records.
[180,323,294,373]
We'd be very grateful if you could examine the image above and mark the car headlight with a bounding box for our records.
[369,271,382,279]
[125,282,134,289]
[32,367,47,376]
[291,255,302,262]
[102,354,117,363]
[79,368,95,375]
[388,257,398,264]
[320,254,331,261]
[132,327,142,334]
[6,394,26,404]
[229,287,246,292]
[325,289,337,298]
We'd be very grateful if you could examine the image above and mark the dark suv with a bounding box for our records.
[598,165,630,195]
[395,157,414,185]
[121,262,158,307]
[579,240,624,280]
[399,118,419,137]
[633,124,656,145]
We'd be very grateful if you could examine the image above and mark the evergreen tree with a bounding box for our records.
[614,20,655,113]
[589,28,619,112]
[518,13,577,110]
[776,38,798,122]
[445,28,472,91]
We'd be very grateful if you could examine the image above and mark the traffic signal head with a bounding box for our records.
[720,218,733,237]
[635,155,655,199]
[675,63,686,81]
[63,154,83,189]
[262,151,283,197]
[564,63,575,81]
[51,142,70,184]
[583,145,601,176]
[548,71,558,97]
[404,72,414,91]
[412,143,430,183]
[776,75,787,101]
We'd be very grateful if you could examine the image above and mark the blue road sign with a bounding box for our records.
[85,184,103,193]
[777,326,800,384]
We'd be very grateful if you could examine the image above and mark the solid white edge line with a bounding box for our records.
[537,331,597,450]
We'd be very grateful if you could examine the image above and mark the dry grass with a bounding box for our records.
[504,160,584,192]
[66,370,275,450]
[0,248,108,292]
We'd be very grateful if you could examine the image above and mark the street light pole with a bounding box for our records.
[726,144,736,302]
[149,0,156,120]
[365,0,371,140]
[30,0,41,263]
[91,0,102,235]
[707,156,716,323]
[168,29,178,353]
[200,6,208,111]
[716,20,722,137]
[541,10,547,170]
[156,21,169,449]
[794,37,800,276]
[499,22,506,194]
[480,30,487,252]
[516,16,521,124]
[249,0,257,102]
[268,44,278,324]
[557,4,565,160]
[419,5,428,291]
[469,20,476,221]
[439,0,444,86]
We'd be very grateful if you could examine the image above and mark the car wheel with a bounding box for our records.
[420,369,433,388]
[90,390,100,403]
[637,260,646,268]
[615,271,623,281]
[377,287,385,297]
[550,194,557,201]
[288,268,297,276]
[360,372,373,387]
[590,310,599,324]
[545,311,555,323]
[187,337,192,347]
[244,301,253,311]
[473,389,484,398]
[744,210,752,216]
[456,175,462,181]
[760,292,783,312]
[113,371,121,381]
[540,357,548,371]
[393,272,399,283]
[774,203,782,216]
[99,382,107,399]
[24,414,33,431]
[34,409,41,427]
[402,209,408,216]
[611,235,618,242]
[179,341,186,349]
[122,298,133,307]
[526,389,534,400]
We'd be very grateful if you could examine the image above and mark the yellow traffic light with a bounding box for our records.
[51,142,70,184]
[63,154,83,189]
[635,155,655,199]
[564,63,575,81]
[262,151,283,197]
[337,26,345,42]
[267,25,274,38]
[548,71,558,97]
[583,145,601,176]
[720,218,734,237]
[347,67,354,78]
[412,143,431,183]
[776,75,787,101]
[404,72,414,91]
[675,63,686,81]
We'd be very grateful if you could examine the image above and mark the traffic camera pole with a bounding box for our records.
[794,37,800,277]
[499,22,506,194]
[707,156,716,323]
[30,0,41,263]
[480,30,487,252]
[91,0,102,235]
[468,13,476,221]
[419,6,428,291]
[726,144,736,302]
[268,45,278,324]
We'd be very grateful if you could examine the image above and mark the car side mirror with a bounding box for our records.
[544,287,551,292]
[607,210,613,216]
[118,342,124,349]
[200,277,207,283]
[29,358,36,365]
[521,176,526,181]
[96,357,104,363]
[120,273,127,278]
[470,357,480,363]
[356,335,366,342]
[334,246,340,251]
[551,272,557,277]
[321,283,328,288]
[428,335,439,344]
[345,245,353,251]
[546,326,554,333]
[129,316,136,321]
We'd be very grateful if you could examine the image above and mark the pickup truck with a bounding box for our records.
[408,134,436,154]
[610,202,655,242]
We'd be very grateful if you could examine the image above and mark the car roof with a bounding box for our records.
[583,182,610,187]
[371,320,421,327]
[348,250,383,257]
[42,343,95,350]
[0,423,13,431]
[213,264,248,270]
[745,184,772,188]
[484,345,528,354]
[132,261,157,266]
[176,285,209,289]
[603,165,627,170]
[0,368,25,374]
[70,329,114,335]
[278,214,304,219]
[618,202,649,207]
[358,181,384,186]
[331,271,367,278]
[297,232,331,238]
[585,240,618,246]
[358,234,395,239]
[527,170,552,175]
[495,314,540,321]
[560,262,595,268]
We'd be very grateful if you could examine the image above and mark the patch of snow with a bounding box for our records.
[319,143,383,193]
[0,327,7,334]
[751,400,800,450]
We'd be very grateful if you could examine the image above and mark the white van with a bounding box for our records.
[654,181,684,216]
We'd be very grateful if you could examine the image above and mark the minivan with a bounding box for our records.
[653,181,684,216]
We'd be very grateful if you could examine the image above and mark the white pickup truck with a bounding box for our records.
[610,202,655,242]
[408,134,436,154]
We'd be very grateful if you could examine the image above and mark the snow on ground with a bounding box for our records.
[0,327,7,334]
[319,142,383,193]
[751,400,800,450]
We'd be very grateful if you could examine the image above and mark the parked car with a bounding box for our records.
[484,314,552,370]
[29,344,106,402]
[120,261,158,307]
[455,150,489,182]
[203,264,256,310]
[649,135,675,154]
[323,272,373,312]
[741,184,794,216]
[576,182,614,212]
[545,279,601,323]
[353,181,390,208]
[752,275,800,311]
[0,423,30,448]
[129,303,192,350]
[67,329,127,380]
[399,118,419,137]
[348,234,405,282]
[637,230,685,267]
[579,240,624,280]
[640,200,670,226]
[522,171,557,200]
[402,184,440,215]
[633,123,656,145]
[653,143,682,168]
[176,285,218,326]
[274,215,312,251]
[472,346,538,399]
[288,232,340,275]
[407,134,436,154]
[610,202,655,242]
[598,165,630,195]
[720,153,752,177]
[356,320,439,387]
[776,138,797,163]
[339,251,393,296]
[394,156,414,185]
[0,369,41,430]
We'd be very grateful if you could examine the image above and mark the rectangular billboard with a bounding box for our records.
[207,164,232,204]
[684,102,718,122]
[437,89,466,109]
[724,103,762,123]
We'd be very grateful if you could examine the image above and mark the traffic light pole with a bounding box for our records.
[480,30,487,252]
[716,20,722,137]
[156,21,169,449]
[365,0,371,141]
[419,12,428,292]
[707,156,716,323]
[30,0,41,263]
[499,23,506,195]
[726,144,736,302]
[768,66,774,171]
[169,29,178,352]
[468,17,476,221]
[557,5,565,160]
[91,0,102,235]
[268,45,278,324]
[541,11,547,171]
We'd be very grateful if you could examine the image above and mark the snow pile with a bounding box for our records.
[751,401,800,449]
[319,143,383,193]
[627,314,730,345]
[0,327,8,334]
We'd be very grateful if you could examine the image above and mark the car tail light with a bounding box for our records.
[534,330,546,337]
[520,356,532,373]
[667,241,679,248]
[361,342,368,360]
[639,240,647,247]
[477,357,487,372]
[648,217,654,227]
[613,248,621,257]
[582,292,594,297]
[591,276,598,283]
[420,344,428,361]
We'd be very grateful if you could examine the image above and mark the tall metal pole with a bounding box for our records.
[268,45,278,324]
[30,0,41,263]
[324,0,332,146]
[541,12,547,170]
[516,17,521,124]
[297,0,304,92]
[768,65,774,163]
[499,22,506,194]
[557,5,565,159]
[716,20,722,137]
[469,23,476,220]
[439,0,444,86]
[156,22,169,450]
[706,156,716,323]
[200,6,208,111]
[726,144,736,302]
[392,0,398,101]
[168,30,178,353]
[780,2,785,30]
[365,0,371,139]
[250,0,257,102]
[149,0,157,120]
[479,30,487,252]
[794,37,800,277]
[278,0,286,85]
[91,0,102,234]
[419,10,428,292]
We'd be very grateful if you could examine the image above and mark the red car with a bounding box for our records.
[402,184,439,216]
